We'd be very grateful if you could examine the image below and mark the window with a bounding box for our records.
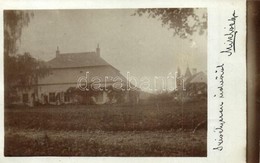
[49,92,56,102]
[22,93,29,103]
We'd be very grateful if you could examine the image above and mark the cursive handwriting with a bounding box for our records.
[215,64,224,98]
[213,63,225,151]
[220,10,238,56]
[213,102,225,151]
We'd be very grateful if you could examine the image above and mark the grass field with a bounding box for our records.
[5,100,207,156]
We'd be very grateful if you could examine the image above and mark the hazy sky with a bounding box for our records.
[18,9,207,91]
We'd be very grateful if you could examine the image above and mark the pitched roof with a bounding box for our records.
[46,52,110,68]
[190,72,207,83]
[185,71,207,85]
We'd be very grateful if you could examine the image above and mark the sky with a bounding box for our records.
[17,9,207,92]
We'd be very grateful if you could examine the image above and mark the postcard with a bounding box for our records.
[0,0,246,163]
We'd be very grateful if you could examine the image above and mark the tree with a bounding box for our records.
[4,11,49,104]
[5,53,49,104]
[4,10,34,56]
[134,8,207,39]
[6,53,49,86]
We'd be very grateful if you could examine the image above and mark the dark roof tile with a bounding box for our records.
[46,52,110,68]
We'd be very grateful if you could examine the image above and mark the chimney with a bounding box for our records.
[192,68,197,75]
[56,46,60,57]
[96,44,100,57]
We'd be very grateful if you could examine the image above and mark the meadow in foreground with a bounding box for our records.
[5,100,207,156]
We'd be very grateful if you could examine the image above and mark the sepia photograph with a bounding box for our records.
[4,9,207,156]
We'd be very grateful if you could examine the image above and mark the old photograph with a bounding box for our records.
[4,9,207,156]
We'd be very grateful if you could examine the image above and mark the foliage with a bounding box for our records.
[4,53,49,104]
[4,11,50,104]
[4,10,34,56]
[66,85,140,105]
[6,53,48,86]
[134,8,207,39]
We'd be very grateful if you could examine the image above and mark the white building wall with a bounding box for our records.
[15,88,35,106]
[14,66,135,106]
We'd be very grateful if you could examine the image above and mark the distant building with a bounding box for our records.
[174,66,207,101]
[14,45,139,106]
[184,71,207,97]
